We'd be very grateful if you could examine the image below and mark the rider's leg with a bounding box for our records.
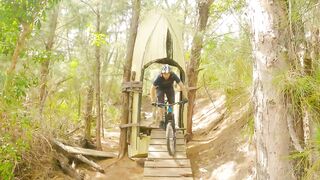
[156,89,165,126]
[166,88,175,104]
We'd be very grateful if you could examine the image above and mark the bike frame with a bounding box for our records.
[152,101,186,129]
[152,100,187,156]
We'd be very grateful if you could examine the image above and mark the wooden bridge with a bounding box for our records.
[143,129,193,179]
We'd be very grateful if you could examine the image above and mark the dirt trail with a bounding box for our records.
[187,95,255,180]
[52,94,255,180]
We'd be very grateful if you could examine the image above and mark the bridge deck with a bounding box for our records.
[143,129,193,179]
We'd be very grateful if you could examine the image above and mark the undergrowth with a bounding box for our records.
[280,69,320,179]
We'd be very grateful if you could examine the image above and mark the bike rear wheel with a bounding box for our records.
[166,122,176,156]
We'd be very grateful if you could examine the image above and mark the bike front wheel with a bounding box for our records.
[166,122,176,156]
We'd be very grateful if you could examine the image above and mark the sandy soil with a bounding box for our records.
[51,94,255,180]
[82,129,144,180]
[187,95,256,180]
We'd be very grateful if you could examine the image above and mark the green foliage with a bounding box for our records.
[199,33,252,108]
[28,48,64,63]
[0,0,60,55]
[289,126,320,179]
[91,32,107,47]
[280,68,320,178]
[0,71,35,179]
[2,72,38,104]
[241,112,254,141]
[106,105,121,124]
[281,70,320,120]
[210,0,245,17]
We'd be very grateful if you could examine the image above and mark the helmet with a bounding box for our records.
[161,64,171,73]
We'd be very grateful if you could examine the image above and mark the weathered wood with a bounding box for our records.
[145,159,191,168]
[119,123,139,128]
[119,123,161,130]
[143,177,193,180]
[144,167,192,177]
[150,139,185,145]
[148,152,187,159]
[121,81,143,92]
[74,154,104,173]
[149,144,185,152]
[150,133,184,139]
[119,0,141,158]
[144,129,193,179]
[56,153,84,180]
[53,139,117,158]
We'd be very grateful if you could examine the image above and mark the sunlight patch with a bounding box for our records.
[209,161,237,180]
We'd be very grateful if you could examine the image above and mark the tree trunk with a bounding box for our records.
[101,96,104,138]
[95,8,102,150]
[119,0,140,159]
[186,0,213,141]
[84,85,94,142]
[248,0,296,179]
[3,22,32,94]
[39,6,59,115]
[7,22,32,74]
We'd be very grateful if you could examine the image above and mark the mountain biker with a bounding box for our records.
[150,64,188,127]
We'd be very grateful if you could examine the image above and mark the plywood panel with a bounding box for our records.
[145,159,191,168]
[151,133,184,139]
[143,177,193,180]
[149,144,185,152]
[148,152,187,159]
[150,139,185,145]
[144,168,192,177]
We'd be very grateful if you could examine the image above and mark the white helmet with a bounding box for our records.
[161,64,171,73]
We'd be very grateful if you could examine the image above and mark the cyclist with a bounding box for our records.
[150,64,188,127]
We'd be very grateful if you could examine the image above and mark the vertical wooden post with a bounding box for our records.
[119,0,141,159]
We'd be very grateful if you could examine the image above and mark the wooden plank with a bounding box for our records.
[151,133,184,139]
[148,152,187,159]
[150,139,185,145]
[74,154,104,173]
[53,139,118,158]
[144,176,192,180]
[151,130,184,135]
[144,168,192,177]
[145,159,191,168]
[149,144,185,152]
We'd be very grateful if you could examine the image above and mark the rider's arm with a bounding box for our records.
[178,81,188,99]
[150,84,157,102]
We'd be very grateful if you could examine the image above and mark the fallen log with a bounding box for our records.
[52,139,118,158]
[56,153,84,180]
[74,154,105,173]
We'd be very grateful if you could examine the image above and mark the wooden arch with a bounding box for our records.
[127,10,187,157]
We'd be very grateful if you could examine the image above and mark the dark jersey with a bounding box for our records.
[153,72,181,90]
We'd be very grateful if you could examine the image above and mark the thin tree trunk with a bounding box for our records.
[39,6,59,115]
[2,22,32,95]
[7,22,32,74]
[186,0,213,141]
[119,0,140,159]
[84,85,94,141]
[101,95,104,138]
[95,7,102,150]
[248,0,296,179]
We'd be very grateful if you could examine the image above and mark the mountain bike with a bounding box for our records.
[152,100,188,156]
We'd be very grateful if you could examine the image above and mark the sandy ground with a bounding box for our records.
[187,95,256,180]
[82,130,144,180]
[52,94,255,180]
